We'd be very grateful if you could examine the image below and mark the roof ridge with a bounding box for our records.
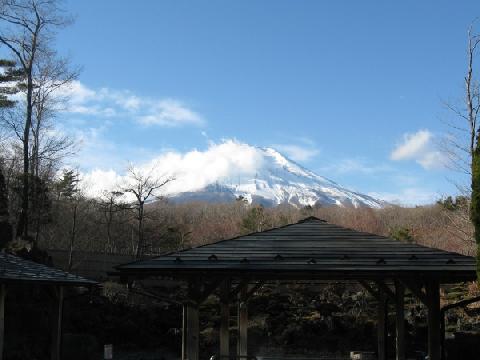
[297,216,327,223]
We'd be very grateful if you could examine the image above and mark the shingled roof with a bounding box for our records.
[116,217,476,282]
[0,252,97,286]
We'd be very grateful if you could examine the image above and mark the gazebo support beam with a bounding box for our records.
[50,285,64,360]
[359,280,381,300]
[230,279,249,299]
[376,281,396,302]
[395,280,406,360]
[401,280,427,306]
[183,281,201,360]
[426,281,441,360]
[377,289,388,360]
[245,281,263,300]
[183,302,199,360]
[197,278,223,304]
[237,284,248,359]
[219,279,231,359]
[182,305,187,360]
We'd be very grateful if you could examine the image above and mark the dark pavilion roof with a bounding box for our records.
[0,252,97,286]
[116,217,476,282]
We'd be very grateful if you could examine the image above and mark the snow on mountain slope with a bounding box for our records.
[168,146,385,208]
[80,140,385,208]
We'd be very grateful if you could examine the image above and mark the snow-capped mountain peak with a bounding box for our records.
[169,144,385,208]
[80,140,385,208]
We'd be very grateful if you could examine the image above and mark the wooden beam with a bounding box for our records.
[219,279,231,359]
[237,284,248,358]
[245,281,264,300]
[50,286,64,360]
[182,305,187,360]
[230,279,249,299]
[426,281,441,360]
[197,278,223,304]
[376,281,396,301]
[0,284,5,360]
[184,281,200,360]
[359,280,381,301]
[185,303,199,360]
[440,311,446,360]
[401,280,427,305]
[395,280,406,360]
[377,290,388,360]
[441,295,480,312]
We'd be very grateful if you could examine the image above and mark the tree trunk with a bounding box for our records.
[135,203,144,259]
[67,203,77,271]
[472,143,480,278]
[18,69,34,240]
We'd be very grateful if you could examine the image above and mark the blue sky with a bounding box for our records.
[54,0,480,205]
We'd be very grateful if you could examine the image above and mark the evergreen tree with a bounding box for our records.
[242,205,266,233]
[54,170,82,270]
[437,196,456,211]
[389,226,414,244]
[55,170,79,200]
[0,59,23,109]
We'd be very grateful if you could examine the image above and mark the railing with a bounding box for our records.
[210,356,258,360]
[209,354,376,360]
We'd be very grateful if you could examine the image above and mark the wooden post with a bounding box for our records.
[237,284,248,359]
[395,280,406,360]
[440,311,446,360]
[184,302,199,360]
[219,279,231,359]
[184,280,200,360]
[50,286,64,360]
[426,281,441,360]
[0,284,6,360]
[182,304,187,360]
[377,290,387,360]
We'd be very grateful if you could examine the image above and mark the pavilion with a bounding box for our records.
[115,217,477,360]
[0,251,97,360]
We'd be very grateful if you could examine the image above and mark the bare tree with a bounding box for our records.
[441,21,480,277]
[98,190,124,254]
[0,0,73,239]
[30,52,78,178]
[442,23,480,177]
[122,165,173,259]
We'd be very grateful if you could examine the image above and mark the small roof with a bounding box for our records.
[116,217,476,282]
[0,252,97,286]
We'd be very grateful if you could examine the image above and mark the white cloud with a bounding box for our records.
[80,169,124,198]
[369,188,440,206]
[62,81,204,127]
[272,144,319,162]
[391,130,431,160]
[326,158,393,175]
[79,140,265,198]
[390,129,446,170]
[138,99,204,127]
[64,81,97,104]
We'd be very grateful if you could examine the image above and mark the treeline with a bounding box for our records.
[33,191,476,259]
[0,0,475,265]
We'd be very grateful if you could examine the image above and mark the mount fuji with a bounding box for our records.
[167,146,385,208]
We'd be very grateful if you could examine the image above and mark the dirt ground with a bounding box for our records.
[107,348,179,360]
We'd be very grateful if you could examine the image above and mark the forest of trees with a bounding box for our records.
[0,3,479,360]
[0,0,477,277]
